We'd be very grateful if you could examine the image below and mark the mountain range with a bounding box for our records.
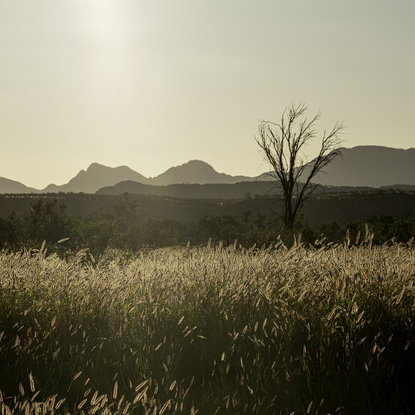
[0,160,255,194]
[1,146,414,195]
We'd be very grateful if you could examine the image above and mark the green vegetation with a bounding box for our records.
[0,194,414,260]
[1,241,415,414]
[2,188,415,232]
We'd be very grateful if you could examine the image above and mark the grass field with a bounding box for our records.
[1,238,414,414]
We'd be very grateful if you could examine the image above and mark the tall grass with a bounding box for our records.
[0,239,414,414]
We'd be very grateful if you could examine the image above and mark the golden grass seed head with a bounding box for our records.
[159,399,171,414]
[72,371,82,381]
[90,391,98,405]
[117,395,125,411]
[112,380,118,399]
[78,398,87,409]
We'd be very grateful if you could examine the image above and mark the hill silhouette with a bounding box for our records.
[150,160,253,185]
[0,160,256,194]
[0,177,38,194]
[42,163,149,194]
[1,146,415,194]
[96,180,276,199]
[301,146,415,187]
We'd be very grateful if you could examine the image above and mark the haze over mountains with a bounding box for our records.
[1,146,414,195]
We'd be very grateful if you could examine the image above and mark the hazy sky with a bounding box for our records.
[1,0,414,189]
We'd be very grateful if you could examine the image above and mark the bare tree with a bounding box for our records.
[256,102,345,229]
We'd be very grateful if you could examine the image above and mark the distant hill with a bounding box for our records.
[96,180,384,199]
[42,163,149,194]
[0,177,38,194]
[96,180,276,199]
[1,146,415,194]
[301,146,415,187]
[149,160,253,185]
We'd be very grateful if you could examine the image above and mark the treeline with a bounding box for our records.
[1,195,414,260]
[1,189,415,227]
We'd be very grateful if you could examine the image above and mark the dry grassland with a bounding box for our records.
[0,240,414,414]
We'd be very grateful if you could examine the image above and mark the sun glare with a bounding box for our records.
[61,0,142,116]
[70,0,132,47]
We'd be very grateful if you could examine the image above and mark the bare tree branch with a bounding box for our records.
[255,102,346,229]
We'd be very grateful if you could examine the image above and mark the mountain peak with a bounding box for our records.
[86,162,105,171]
[150,160,252,185]
[171,160,217,173]
[40,163,148,193]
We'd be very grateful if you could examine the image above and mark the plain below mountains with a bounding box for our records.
[1,146,415,196]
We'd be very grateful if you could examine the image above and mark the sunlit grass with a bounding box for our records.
[1,240,414,414]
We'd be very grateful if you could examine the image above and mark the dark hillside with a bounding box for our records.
[213,190,415,225]
[1,190,414,225]
[96,180,379,199]
[96,180,277,199]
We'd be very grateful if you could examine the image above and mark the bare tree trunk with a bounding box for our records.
[256,102,345,230]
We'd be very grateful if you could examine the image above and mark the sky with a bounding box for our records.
[1,0,414,189]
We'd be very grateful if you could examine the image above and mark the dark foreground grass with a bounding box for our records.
[0,241,414,414]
